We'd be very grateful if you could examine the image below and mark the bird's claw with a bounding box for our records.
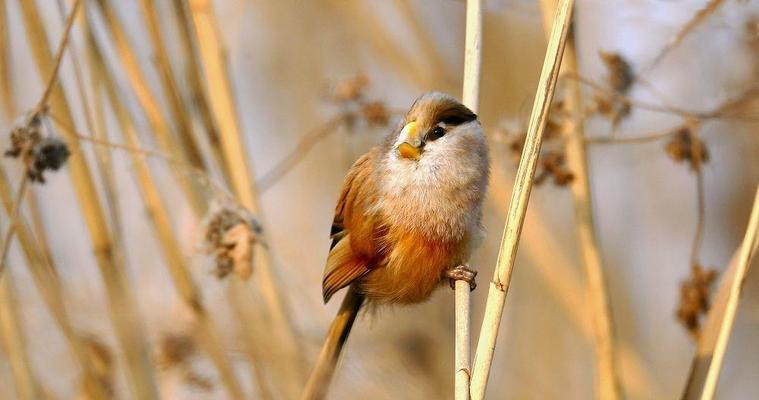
[447,265,477,291]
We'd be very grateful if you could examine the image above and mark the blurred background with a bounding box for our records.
[0,0,758,399]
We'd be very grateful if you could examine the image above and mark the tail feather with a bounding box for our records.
[302,287,364,400]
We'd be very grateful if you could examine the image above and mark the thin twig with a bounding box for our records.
[569,74,759,122]
[0,0,81,277]
[35,0,82,114]
[681,184,759,400]
[539,1,621,398]
[643,0,725,76]
[691,169,706,268]
[469,1,574,398]
[455,1,482,399]
[49,111,236,204]
[258,114,350,192]
[586,131,676,145]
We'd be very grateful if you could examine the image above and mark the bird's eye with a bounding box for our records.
[429,126,446,140]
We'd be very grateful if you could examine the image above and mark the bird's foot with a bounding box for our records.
[447,265,477,291]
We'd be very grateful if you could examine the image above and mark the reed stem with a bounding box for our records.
[469,1,574,398]
[538,1,621,398]
[18,1,160,397]
[681,184,759,400]
[455,1,483,399]
[186,0,305,392]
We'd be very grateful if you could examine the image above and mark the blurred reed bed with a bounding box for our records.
[0,0,757,399]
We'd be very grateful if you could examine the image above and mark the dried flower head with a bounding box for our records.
[5,116,42,158]
[157,333,214,392]
[599,51,634,94]
[4,115,70,183]
[665,123,709,171]
[498,101,574,188]
[589,52,636,127]
[158,334,196,369]
[204,204,261,280]
[330,73,370,104]
[676,264,718,339]
[28,137,70,183]
[360,101,390,125]
[534,150,575,187]
[593,95,631,127]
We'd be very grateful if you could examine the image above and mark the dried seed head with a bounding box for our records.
[498,103,574,188]
[360,101,390,125]
[676,264,718,339]
[535,150,575,187]
[665,124,709,172]
[204,204,260,280]
[593,95,631,127]
[158,334,196,369]
[28,137,70,183]
[599,51,635,94]
[4,115,70,183]
[330,73,370,103]
[4,117,42,159]
[157,333,214,391]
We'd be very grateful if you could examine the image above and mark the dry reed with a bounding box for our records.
[538,1,621,398]
[682,184,759,400]
[455,1,483,399]
[469,1,574,398]
[137,0,206,172]
[89,0,207,216]
[0,261,41,400]
[17,1,160,397]
[0,0,14,117]
[186,1,305,396]
[91,40,245,399]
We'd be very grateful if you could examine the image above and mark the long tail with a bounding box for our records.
[301,286,364,400]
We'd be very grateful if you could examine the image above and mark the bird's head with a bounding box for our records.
[379,92,489,241]
[391,92,482,163]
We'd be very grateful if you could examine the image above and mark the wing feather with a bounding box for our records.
[322,150,377,302]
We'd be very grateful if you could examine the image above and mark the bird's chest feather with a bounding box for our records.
[359,158,483,303]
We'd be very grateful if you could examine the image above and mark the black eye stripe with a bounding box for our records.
[439,113,477,126]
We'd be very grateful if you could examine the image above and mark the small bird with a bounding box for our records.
[302,92,489,399]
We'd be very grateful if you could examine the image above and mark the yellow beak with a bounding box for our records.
[397,121,422,160]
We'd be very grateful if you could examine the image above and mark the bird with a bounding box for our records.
[302,92,489,399]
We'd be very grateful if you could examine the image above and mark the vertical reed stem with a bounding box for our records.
[93,43,245,399]
[138,0,206,171]
[88,0,207,216]
[537,1,621,398]
[0,268,41,400]
[186,0,304,391]
[456,1,482,399]
[0,0,15,117]
[0,166,108,399]
[18,2,159,397]
[469,1,574,398]
[681,184,759,400]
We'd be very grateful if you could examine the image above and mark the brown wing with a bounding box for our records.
[322,150,378,303]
